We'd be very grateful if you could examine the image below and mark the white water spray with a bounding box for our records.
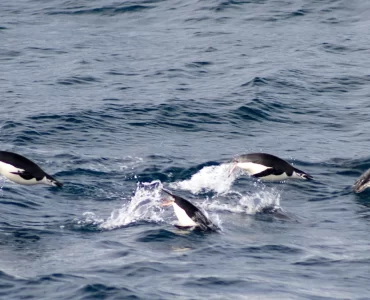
[170,163,238,194]
[99,180,164,230]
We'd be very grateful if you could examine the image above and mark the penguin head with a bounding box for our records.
[353,169,370,193]
[300,173,313,180]
[45,174,63,188]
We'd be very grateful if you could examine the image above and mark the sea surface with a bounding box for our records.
[1,0,370,299]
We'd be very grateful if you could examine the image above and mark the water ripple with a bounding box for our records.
[47,3,154,16]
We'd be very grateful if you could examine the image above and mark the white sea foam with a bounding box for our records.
[170,163,239,194]
[169,163,281,214]
[239,188,281,214]
[203,187,281,215]
[79,162,282,231]
[76,212,105,227]
[99,180,164,230]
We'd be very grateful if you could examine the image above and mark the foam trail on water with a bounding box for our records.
[204,187,281,215]
[99,180,164,230]
[239,188,281,214]
[170,163,237,194]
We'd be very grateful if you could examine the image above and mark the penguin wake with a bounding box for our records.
[75,162,286,231]
[169,163,282,215]
[169,163,238,194]
[204,188,281,215]
[99,180,164,230]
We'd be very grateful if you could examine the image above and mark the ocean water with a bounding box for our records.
[1,0,370,299]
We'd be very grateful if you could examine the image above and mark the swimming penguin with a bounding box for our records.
[161,189,218,231]
[353,169,370,193]
[229,152,312,181]
[0,151,63,187]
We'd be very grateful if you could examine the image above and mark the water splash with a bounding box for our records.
[75,212,105,227]
[170,163,238,194]
[77,173,282,232]
[99,180,164,230]
[239,187,281,214]
[95,180,224,231]
[204,187,281,215]
[167,162,281,215]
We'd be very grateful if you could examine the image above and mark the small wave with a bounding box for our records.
[321,42,350,54]
[243,244,303,255]
[241,76,268,87]
[0,198,40,210]
[136,229,181,243]
[47,4,153,16]
[0,50,22,61]
[293,256,340,266]
[230,97,291,124]
[185,275,247,288]
[210,0,253,12]
[26,47,67,55]
[57,75,100,85]
[232,104,270,122]
[77,283,135,299]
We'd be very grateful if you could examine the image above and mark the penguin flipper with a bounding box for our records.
[10,171,37,181]
[253,168,283,178]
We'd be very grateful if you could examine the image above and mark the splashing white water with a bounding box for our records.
[170,163,238,194]
[168,163,282,215]
[202,185,281,215]
[77,169,282,231]
[75,212,105,226]
[239,188,281,214]
[99,180,164,230]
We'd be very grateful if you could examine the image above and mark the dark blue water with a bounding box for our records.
[1,0,370,299]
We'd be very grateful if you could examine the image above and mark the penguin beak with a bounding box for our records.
[228,162,238,177]
[161,198,174,207]
[53,181,63,188]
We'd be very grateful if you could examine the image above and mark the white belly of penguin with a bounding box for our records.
[0,161,40,185]
[172,203,198,227]
[261,170,303,181]
[258,172,289,181]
